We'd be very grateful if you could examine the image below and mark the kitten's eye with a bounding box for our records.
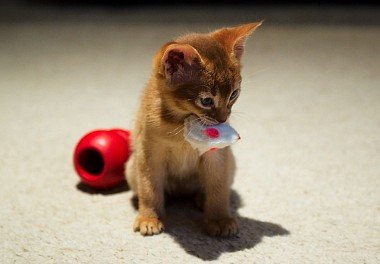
[200,97,214,107]
[230,90,240,100]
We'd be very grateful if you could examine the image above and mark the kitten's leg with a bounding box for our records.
[194,191,204,211]
[200,147,238,237]
[126,153,137,193]
[133,148,166,236]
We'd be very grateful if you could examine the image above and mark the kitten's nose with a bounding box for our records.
[215,109,229,123]
[216,116,227,123]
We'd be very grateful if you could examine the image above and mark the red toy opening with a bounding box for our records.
[78,148,104,176]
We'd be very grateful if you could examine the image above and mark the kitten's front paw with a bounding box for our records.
[203,217,238,237]
[133,215,164,236]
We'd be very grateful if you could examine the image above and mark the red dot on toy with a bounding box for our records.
[204,127,220,138]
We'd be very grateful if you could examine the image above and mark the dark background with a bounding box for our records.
[1,0,379,25]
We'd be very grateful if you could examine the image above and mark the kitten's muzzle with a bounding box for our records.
[215,108,230,124]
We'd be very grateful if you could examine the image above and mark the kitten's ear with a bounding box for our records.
[159,43,204,84]
[212,21,262,61]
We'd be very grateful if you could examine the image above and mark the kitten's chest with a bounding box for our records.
[166,142,199,177]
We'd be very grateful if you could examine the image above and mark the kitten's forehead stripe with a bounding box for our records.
[211,71,218,96]
[214,94,221,108]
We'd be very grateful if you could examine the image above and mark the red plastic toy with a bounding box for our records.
[73,129,131,189]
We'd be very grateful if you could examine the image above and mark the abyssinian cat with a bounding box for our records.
[126,22,261,237]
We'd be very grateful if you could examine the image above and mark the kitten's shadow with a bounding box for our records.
[76,182,289,260]
[131,190,289,261]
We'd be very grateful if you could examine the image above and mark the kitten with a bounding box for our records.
[126,22,261,236]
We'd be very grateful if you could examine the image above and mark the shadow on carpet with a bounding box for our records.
[77,183,289,260]
[163,190,289,260]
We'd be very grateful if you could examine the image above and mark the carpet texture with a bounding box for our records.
[0,6,379,263]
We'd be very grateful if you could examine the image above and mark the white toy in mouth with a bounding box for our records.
[184,116,240,155]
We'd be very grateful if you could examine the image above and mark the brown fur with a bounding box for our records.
[126,22,261,236]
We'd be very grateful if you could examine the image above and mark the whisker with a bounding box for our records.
[201,115,218,125]
[232,111,250,118]
[186,121,200,138]
[244,67,270,78]
[167,115,202,137]
[230,115,248,123]
[167,124,184,135]
[243,79,259,85]
[171,126,185,136]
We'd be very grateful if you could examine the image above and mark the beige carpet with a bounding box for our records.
[0,6,379,263]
